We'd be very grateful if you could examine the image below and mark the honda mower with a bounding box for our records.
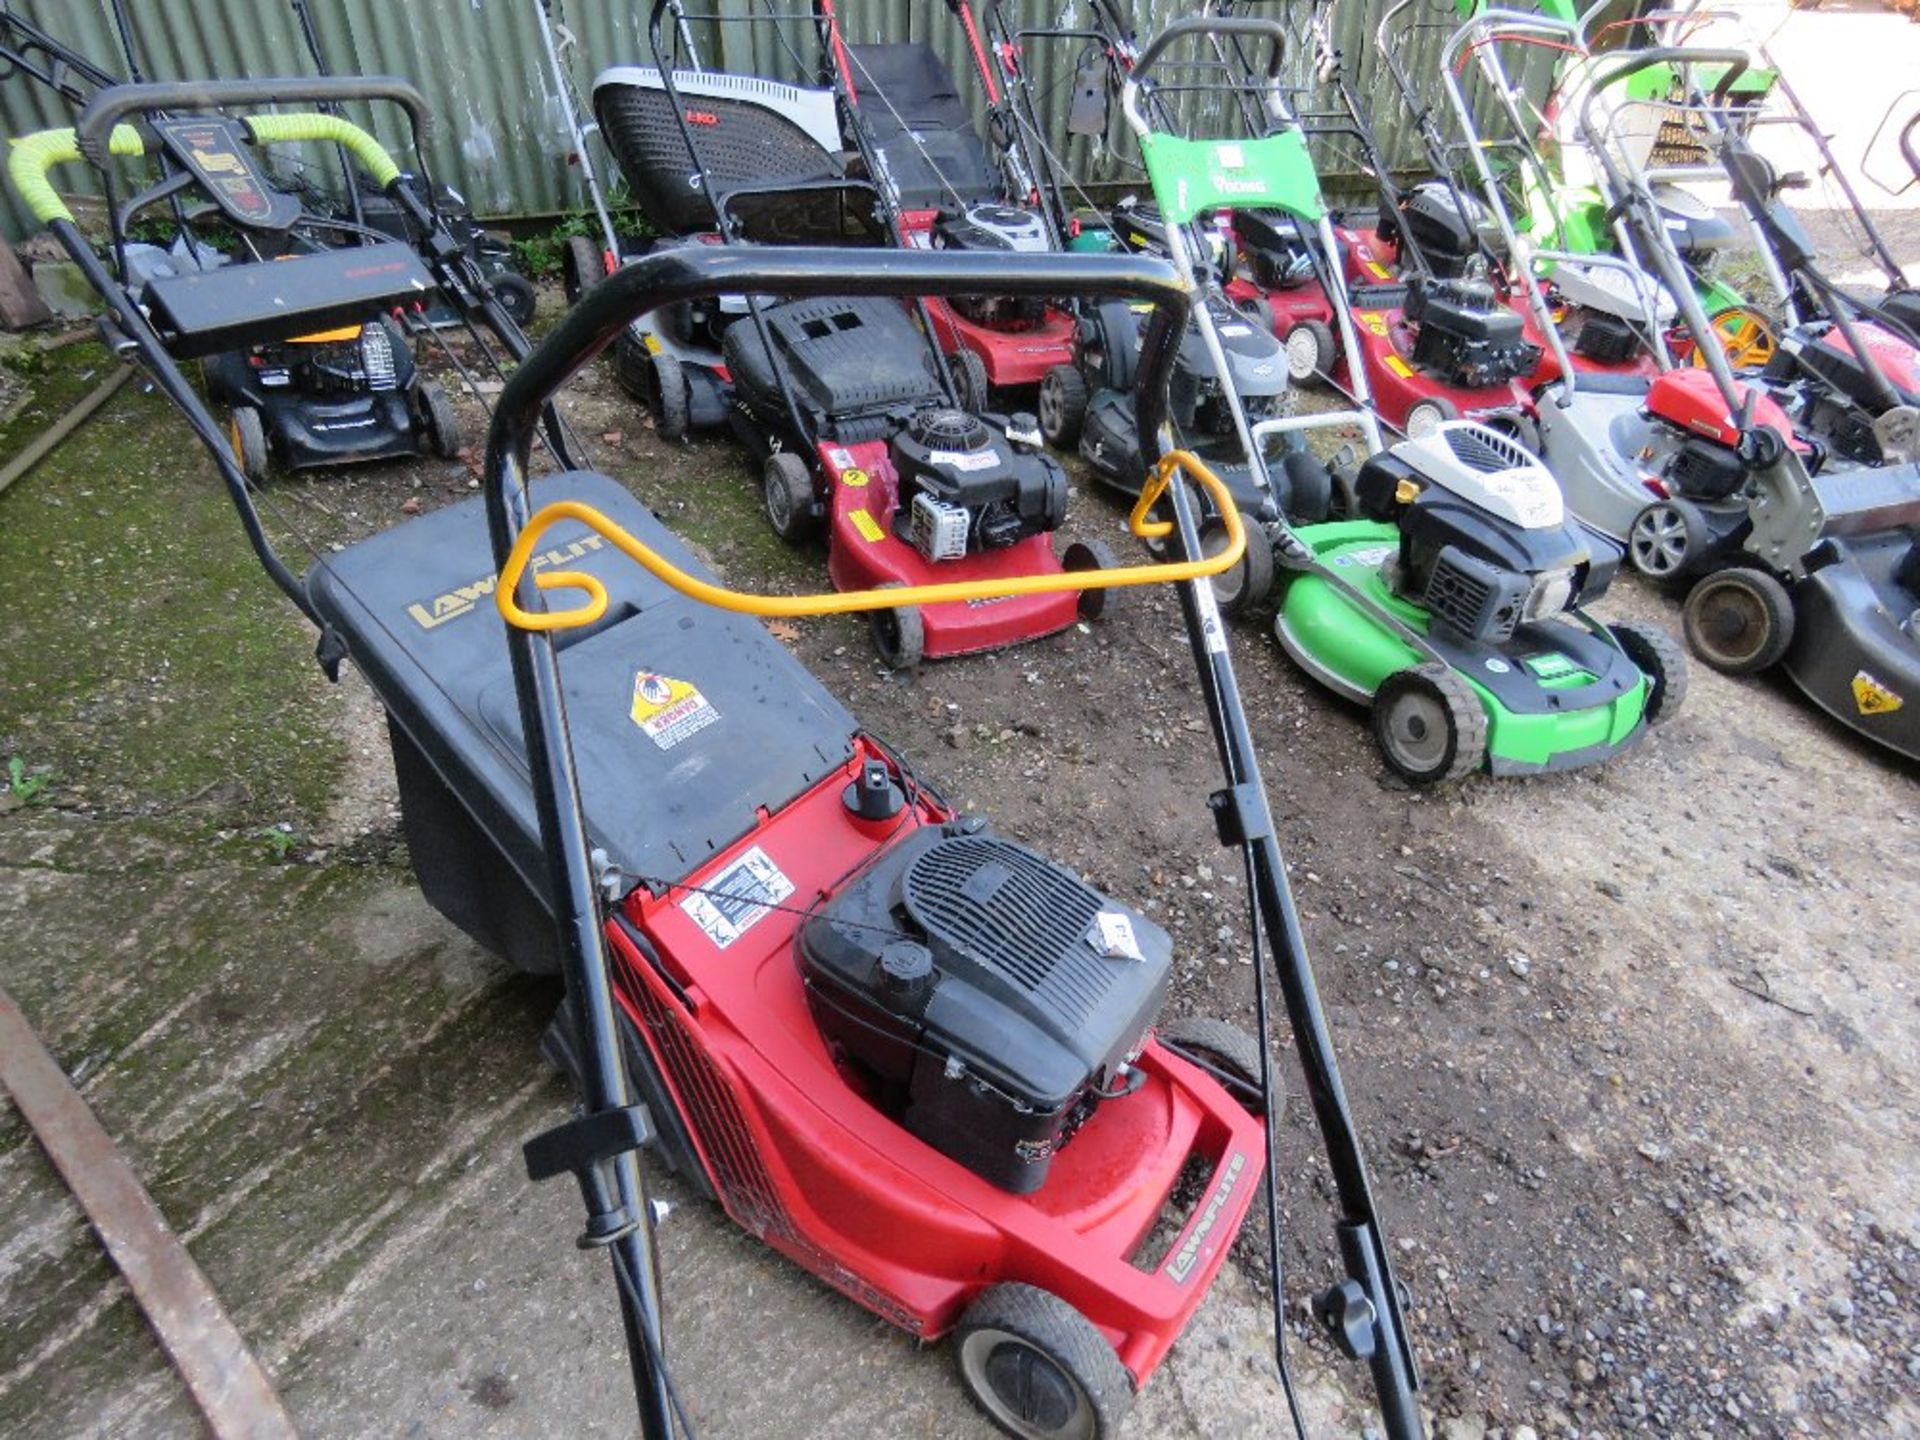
[595,5,1114,668]
[25,77,1434,1429]
[825,1,1080,403]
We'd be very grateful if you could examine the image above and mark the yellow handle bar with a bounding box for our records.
[7,113,401,226]
[496,450,1246,632]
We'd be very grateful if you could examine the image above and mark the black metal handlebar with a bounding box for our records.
[73,75,434,164]
[1130,14,1287,84]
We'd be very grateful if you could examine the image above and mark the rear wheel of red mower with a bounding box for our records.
[228,405,268,483]
[1062,538,1119,621]
[561,235,602,305]
[869,582,924,670]
[1371,663,1487,785]
[1158,1016,1275,1115]
[1283,320,1336,386]
[1682,566,1795,674]
[761,452,818,544]
[1200,511,1273,616]
[1038,364,1089,448]
[1627,498,1709,581]
[954,1283,1133,1440]
[948,347,991,413]
[420,382,462,459]
[1609,621,1689,724]
[1403,396,1457,439]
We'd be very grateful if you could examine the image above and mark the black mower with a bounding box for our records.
[20,70,1436,1440]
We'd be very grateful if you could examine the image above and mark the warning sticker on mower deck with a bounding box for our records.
[927,448,999,472]
[679,846,795,950]
[1851,670,1904,716]
[629,671,719,750]
[849,509,887,542]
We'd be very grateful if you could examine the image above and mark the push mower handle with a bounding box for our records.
[1130,16,1288,85]
[72,76,433,166]
[485,244,1195,573]
[1903,108,1919,183]
[1581,44,1752,113]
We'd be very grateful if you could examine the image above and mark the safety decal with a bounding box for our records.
[1384,355,1415,379]
[679,845,795,950]
[849,509,887,542]
[630,671,720,750]
[826,446,856,470]
[840,466,869,488]
[1850,670,1903,716]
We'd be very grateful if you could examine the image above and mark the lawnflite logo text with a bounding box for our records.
[1164,1151,1248,1283]
[405,534,607,630]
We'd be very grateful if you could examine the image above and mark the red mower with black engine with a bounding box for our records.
[24,76,1434,1429]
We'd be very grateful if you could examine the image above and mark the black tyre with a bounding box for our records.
[1626,498,1709,580]
[1283,319,1337,386]
[649,352,691,442]
[612,328,652,402]
[869,582,925,670]
[1200,511,1274,615]
[1682,566,1795,674]
[561,234,602,305]
[954,1284,1133,1440]
[1062,537,1120,621]
[1039,364,1090,448]
[228,405,269,483]
[1403,396,1457,439]
[1609,621,1689,724]
[1158,1016,1275,1115]
[1236,293,1277,336]
[761,451,818,543]
[1371,662,1488,785]
[948,347,992,413]
[490,271,537,327]
[420,382,462,458]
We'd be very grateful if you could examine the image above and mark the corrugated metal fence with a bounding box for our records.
[0,0,1577,242]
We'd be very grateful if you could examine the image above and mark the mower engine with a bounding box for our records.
[1404,276,1541,390]
[891,408,1067,561]
[1358,421,1617,643]
[1396,180,1493,279]
[933,204,1053,326]
[1170,294,1290,434]
[1644,369,1809,500]
[246,318,410,395]
[1232,208,1316,290]
[800,818,1172,1194]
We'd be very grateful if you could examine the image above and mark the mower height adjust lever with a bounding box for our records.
[523,1104,657,1250]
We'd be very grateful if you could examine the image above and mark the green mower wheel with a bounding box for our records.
[1371,663,1488,785]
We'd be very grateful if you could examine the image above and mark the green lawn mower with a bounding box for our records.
[1274,421,1687,782]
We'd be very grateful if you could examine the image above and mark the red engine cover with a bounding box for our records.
[1815,321,1920,399]
[1645,368,1801,448]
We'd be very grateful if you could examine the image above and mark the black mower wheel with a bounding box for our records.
[1278,450,1334,525]
[1403,396,1457,439]
[1062,538,1120,621]
[870,582,925,670]
[1371,663,1488,786]
[1609,621,1689,724]
[228,405,269,483]
[1682,566,1795,675]
[1200,511,1274,616]
[1283,320,1337,386]
[649,351,692,442]
[420,382,462,459]
[612,328,652,402]
[1039,364,1090,448]
[948,347,992,413]
[761,451,818,544]
[490,272,538,327]
[561,234,602,306]
[954,1284,1133,1440]
[1626,498,1709,581]
[1236,293,1277,336]
[1158,1016,1275,1115]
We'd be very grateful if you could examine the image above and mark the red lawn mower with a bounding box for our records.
[822,0,1080,403]
[36,84,1434,1425]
